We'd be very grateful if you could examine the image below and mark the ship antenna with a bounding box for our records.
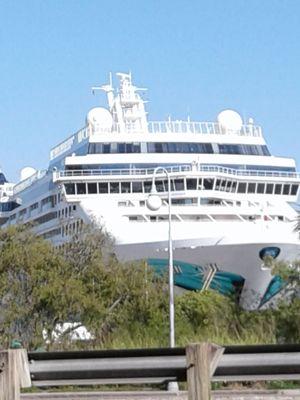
[91,72,114,108]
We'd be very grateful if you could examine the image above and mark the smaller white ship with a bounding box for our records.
[1,72,300,310]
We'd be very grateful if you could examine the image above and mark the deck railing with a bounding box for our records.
[13,170,47,195]
[54,164,300,180]
[50,121,262,160]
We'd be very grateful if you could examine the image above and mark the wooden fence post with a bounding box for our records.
[0,349,31,400]
[186,342,224,400]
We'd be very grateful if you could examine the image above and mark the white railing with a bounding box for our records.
[54,165,191,178]
[199,165,299,178]
[13,170,47,195]
[147,121,262,137]
[50,126,90,161]
[49,121,262,160]
[53,165,300,180]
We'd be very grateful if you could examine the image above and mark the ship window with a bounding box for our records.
[103,144,111,154]
[118,143,125,153]
[275,184,282,195]
[203,178,214,190]
[259,246,280,260]
[88,183,97,194]
[154,143,163,153]
[291,185,298,196]
[174,179,184,191]
[163,179,170,192]
[133,143,141,153]
[215,179,221,191]
[126,143,134,153]
[110,182,120,193]
[172,198,197,205]
[110,143,117,153]
[262,145,271,156]
[187,178,197,190]
[219,144,239,154]
[218,144,271,156]
[146,142,213,153]
[34,211,58,225]
[231,181,237,193]
[77,183,86,195]
[42,195,53,206]
[248,183,256,193]
[156,180,164,192]
[266,184,274,194]
[64,183,75,195]
[283,184,290,195]
[144,181,152,193]
[237,182,247,193]
[30,202,38,211]
[225,181,232,192]
[98,182,108,193]
[257,183,265,194]
[132,181,143,193]
[121,182,131,193]
[220,180,226,191]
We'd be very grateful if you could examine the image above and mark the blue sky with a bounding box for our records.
[0,0,300,181]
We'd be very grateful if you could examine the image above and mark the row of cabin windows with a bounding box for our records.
[10,195,76,223]
[42,219,83,240]
[64,180,299,196]
[58,205,76,219]
[62,219,83,237]
[42,227,62,239]
[0,201,19,212]
[128,214,286,222]
[14,194,61,220]
[88,142,270,156]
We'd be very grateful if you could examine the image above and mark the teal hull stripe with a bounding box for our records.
[148,258,244,296]
[260,275,284,306]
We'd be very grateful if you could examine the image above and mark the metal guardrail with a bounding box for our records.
[2,344,300,400]
[28,344,300,387]
[50,121,262,160]
[54,164,300,180]
[13,170,47,195]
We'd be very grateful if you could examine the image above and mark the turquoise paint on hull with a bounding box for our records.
[260,275,284,306]
[148,258,244,296]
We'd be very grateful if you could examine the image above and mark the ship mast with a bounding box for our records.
[93,72,148,134]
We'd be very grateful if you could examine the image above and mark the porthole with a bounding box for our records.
[259,246,281,260]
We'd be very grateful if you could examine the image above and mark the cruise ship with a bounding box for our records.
[1,72,300,310]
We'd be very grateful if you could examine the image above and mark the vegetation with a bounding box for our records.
[0,225,299,350]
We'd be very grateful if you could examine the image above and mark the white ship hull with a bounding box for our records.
[117,240,300,309]
[79,197,300,308]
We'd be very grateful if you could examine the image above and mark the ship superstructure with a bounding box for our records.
[1,72,300,309]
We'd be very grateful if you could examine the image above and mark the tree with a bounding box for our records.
[0,225,68,348]
[0,225,169,349]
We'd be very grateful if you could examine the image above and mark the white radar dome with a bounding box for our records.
[217,109,243,131]
[20,167,36,181]
[86,107,113,133]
